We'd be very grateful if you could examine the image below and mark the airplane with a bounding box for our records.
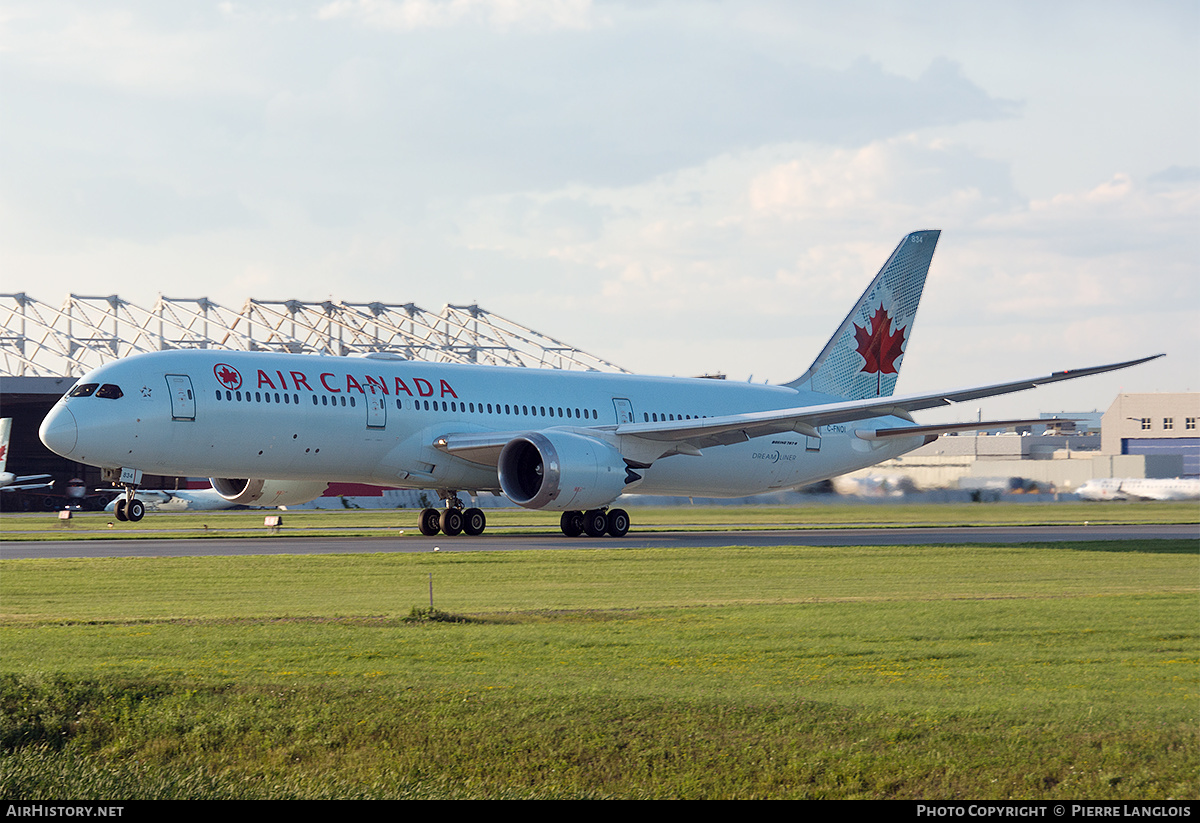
[0,418,53,491]
[1077,477,1200,502]
[101,487,241,514]
[37,230,1163,535]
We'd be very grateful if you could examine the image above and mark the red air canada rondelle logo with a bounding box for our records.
[214,363,243,390]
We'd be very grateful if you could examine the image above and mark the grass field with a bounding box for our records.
[1,500,1196,540]
[1,505,1197,799]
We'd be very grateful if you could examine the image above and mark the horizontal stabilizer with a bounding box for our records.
[853,418,1072,440]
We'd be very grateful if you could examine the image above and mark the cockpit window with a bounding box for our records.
[68,383,98,397]
[96,384,124,399]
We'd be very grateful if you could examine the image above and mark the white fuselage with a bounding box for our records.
[1077,477,1200,502]
[40,349,924,501]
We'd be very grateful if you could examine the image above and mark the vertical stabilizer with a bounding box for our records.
[785,230,939,399]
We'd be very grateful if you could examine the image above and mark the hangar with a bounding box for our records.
[1101,393,1199,478]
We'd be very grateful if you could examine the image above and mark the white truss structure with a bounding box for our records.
[0,294,630,378]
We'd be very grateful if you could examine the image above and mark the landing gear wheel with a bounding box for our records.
[114,498,128,522]
[440,508,464,536]
[462,507,486,536]
[582,509,608,537]
[126,498,145,522]
[605,508,629,537]
[418,508,441,536]
[560,511,584,537]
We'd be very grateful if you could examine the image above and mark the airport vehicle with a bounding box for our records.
[1077,477,1200,501]
[0,418,52,491]
[38,230,1161,535]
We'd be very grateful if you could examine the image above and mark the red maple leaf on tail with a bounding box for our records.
[853,304,906,393]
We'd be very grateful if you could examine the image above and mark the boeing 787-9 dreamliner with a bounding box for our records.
[39,231,1161,535]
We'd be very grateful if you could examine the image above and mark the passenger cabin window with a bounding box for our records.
[68,383,98,397]
[96,384,124,399]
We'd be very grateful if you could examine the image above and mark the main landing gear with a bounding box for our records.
[414,494,630,539]
[559,508,629,538]
[418,491,486,537]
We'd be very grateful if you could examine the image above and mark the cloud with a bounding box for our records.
[1,2,1193,414]
[747,135,1020,223]
[2,4,1020,236]
[445,134,1197,392]
[463,135,1024,301]
[0,5,258,98]
[315,0,599,31]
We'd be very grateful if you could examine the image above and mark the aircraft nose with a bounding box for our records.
[40,405,78,457]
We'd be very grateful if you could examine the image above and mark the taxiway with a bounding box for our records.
[1,523,1195,560]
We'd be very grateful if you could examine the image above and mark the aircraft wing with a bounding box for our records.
[0,476,54,491]
[433,432,522,466]
[434,354,1161,464]
[611,354,1162,447]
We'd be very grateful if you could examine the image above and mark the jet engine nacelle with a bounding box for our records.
[498,431,627,512]
[209,478,329,507]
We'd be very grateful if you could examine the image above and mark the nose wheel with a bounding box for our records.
[113,493,145,522]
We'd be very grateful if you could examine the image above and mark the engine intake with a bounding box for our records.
[498,432,627,512]
[209,478,329,507]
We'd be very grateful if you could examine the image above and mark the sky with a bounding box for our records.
[2,0,1197,422]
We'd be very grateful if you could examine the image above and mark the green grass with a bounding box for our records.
[1,536,1197,799]
[2,500,1196,540]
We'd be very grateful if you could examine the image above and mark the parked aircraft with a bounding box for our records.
[1077,477,1199,501]
[102,487,241,514]
[38,231,1161,535]
[0,418,53,491]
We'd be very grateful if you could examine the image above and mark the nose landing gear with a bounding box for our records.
[113,490,145,522]
[103,467,145,523]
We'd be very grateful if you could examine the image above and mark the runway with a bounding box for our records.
[2,523,1195,560]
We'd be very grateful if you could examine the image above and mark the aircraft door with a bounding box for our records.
[366,393,387,429]
[612,398,634,424]
[165,375,196,420]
